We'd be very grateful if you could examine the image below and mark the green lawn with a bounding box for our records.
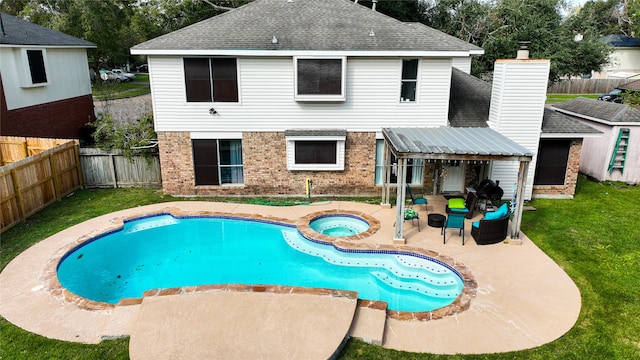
[546,93,599,103]
[92,73,150,101]
[1,177,639,359]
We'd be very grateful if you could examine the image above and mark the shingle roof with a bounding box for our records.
[542,108,602,134]
[618,79,640,91]
[448,68,492,127]
[132,0,482,53]
[552,97,640,124]
[448,69,601,135]
[0,12,95,47]
[598,34,640,48]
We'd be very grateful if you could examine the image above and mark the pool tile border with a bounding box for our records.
[42,207,477,321]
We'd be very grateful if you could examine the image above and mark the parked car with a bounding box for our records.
[598,88,623,103]
[99,69,128,82]
[136,64,148,72]
[111,68,135,81]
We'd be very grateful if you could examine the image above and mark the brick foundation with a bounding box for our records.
[1,78,95,139]
[532,139,582,197]
[158,131,383,196]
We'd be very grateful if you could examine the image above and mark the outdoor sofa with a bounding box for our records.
[471,203,510,245]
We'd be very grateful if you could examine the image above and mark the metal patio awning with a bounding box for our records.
[381,127,533,243]
[383,127,534,161]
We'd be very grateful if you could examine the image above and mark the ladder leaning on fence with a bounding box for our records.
[609,128,630,174]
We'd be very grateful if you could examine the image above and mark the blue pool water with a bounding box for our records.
[309,214,370,236]
[57,214,463,312]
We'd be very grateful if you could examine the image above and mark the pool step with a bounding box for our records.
[348,301,387,346]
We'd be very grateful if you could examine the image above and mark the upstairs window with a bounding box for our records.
[295,57,346,101]
[20,49,48,87]
[184,58,238,102]
[400,59,418,103]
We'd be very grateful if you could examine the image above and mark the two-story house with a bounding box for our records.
[131,0,598,211]
[0,12,96,139]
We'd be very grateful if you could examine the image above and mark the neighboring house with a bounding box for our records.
[552,98,640,185]
[131,0,597,203]
[593,34,640,79]
[0,12,96,139]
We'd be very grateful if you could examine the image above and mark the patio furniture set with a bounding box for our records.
[405,185,510,245]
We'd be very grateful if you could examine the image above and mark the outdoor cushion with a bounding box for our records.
[484,203,509,221]
[472,221,480,228]
[448,198,466,209]
[483,210,503,221]
[496,203,509,217]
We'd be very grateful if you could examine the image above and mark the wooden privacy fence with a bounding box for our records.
[0,137,83,233]
[79,148,161,188]
[547,78,630,94]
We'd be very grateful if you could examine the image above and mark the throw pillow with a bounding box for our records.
[448,198,466,209]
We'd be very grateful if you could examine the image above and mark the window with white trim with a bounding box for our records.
[295,57,346,101]
[374,140,423,185]
[286,130,346,171]
[21,49,48,87]
[400,59,418,103]
[192,139,244,185]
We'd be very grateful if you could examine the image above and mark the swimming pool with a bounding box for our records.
[57,214,464,312]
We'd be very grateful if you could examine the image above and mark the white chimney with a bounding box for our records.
[488,42,550,201]
[516,41,531,60]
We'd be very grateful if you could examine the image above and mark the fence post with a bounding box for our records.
[74,142,84,189]
[49,153,61,201]
[10,169,25,223]
[110,153,118,188]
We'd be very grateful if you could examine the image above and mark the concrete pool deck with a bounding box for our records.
[0,199,581,358]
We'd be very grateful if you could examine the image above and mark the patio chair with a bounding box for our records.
[404,207,420,231]
[443,212,465,245]
[406,185,428,212]
[445,191,478,219]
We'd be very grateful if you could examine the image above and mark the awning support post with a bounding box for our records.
[510,160,530,239]
[394,158,407,243]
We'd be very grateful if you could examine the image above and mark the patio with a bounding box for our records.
[0,197,581,358]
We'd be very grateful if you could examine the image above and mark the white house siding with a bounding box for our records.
[604,48,640,74]
[579,121,640,184]
[0,47,91,110]
[149,56,451,133]
[488,60,550,200]
[451,57,472,74]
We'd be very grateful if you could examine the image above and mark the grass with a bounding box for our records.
[92,73,150,101]
[546,93,599,103]
[1,177,639,359]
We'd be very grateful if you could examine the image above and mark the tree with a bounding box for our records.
[472,0,611,81]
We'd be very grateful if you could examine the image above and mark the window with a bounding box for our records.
[400,59,418,103]
[534,139,570,185]
[375,140,423,185]
[184,58,238,102]
[20,49,48,87]
[285,130,346,170]
[295,57,345,101]
[192,139,244,185]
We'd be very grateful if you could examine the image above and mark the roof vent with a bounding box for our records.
[271,36,278,44]
[372,0,378,11]
[369,29,375,37]
[516,41,531,60]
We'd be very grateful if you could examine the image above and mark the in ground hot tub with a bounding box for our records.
[309,214,370,237]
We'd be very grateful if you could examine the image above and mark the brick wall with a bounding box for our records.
[0,79,95,139]
[532,139,582,197]
[157,131,383,196]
